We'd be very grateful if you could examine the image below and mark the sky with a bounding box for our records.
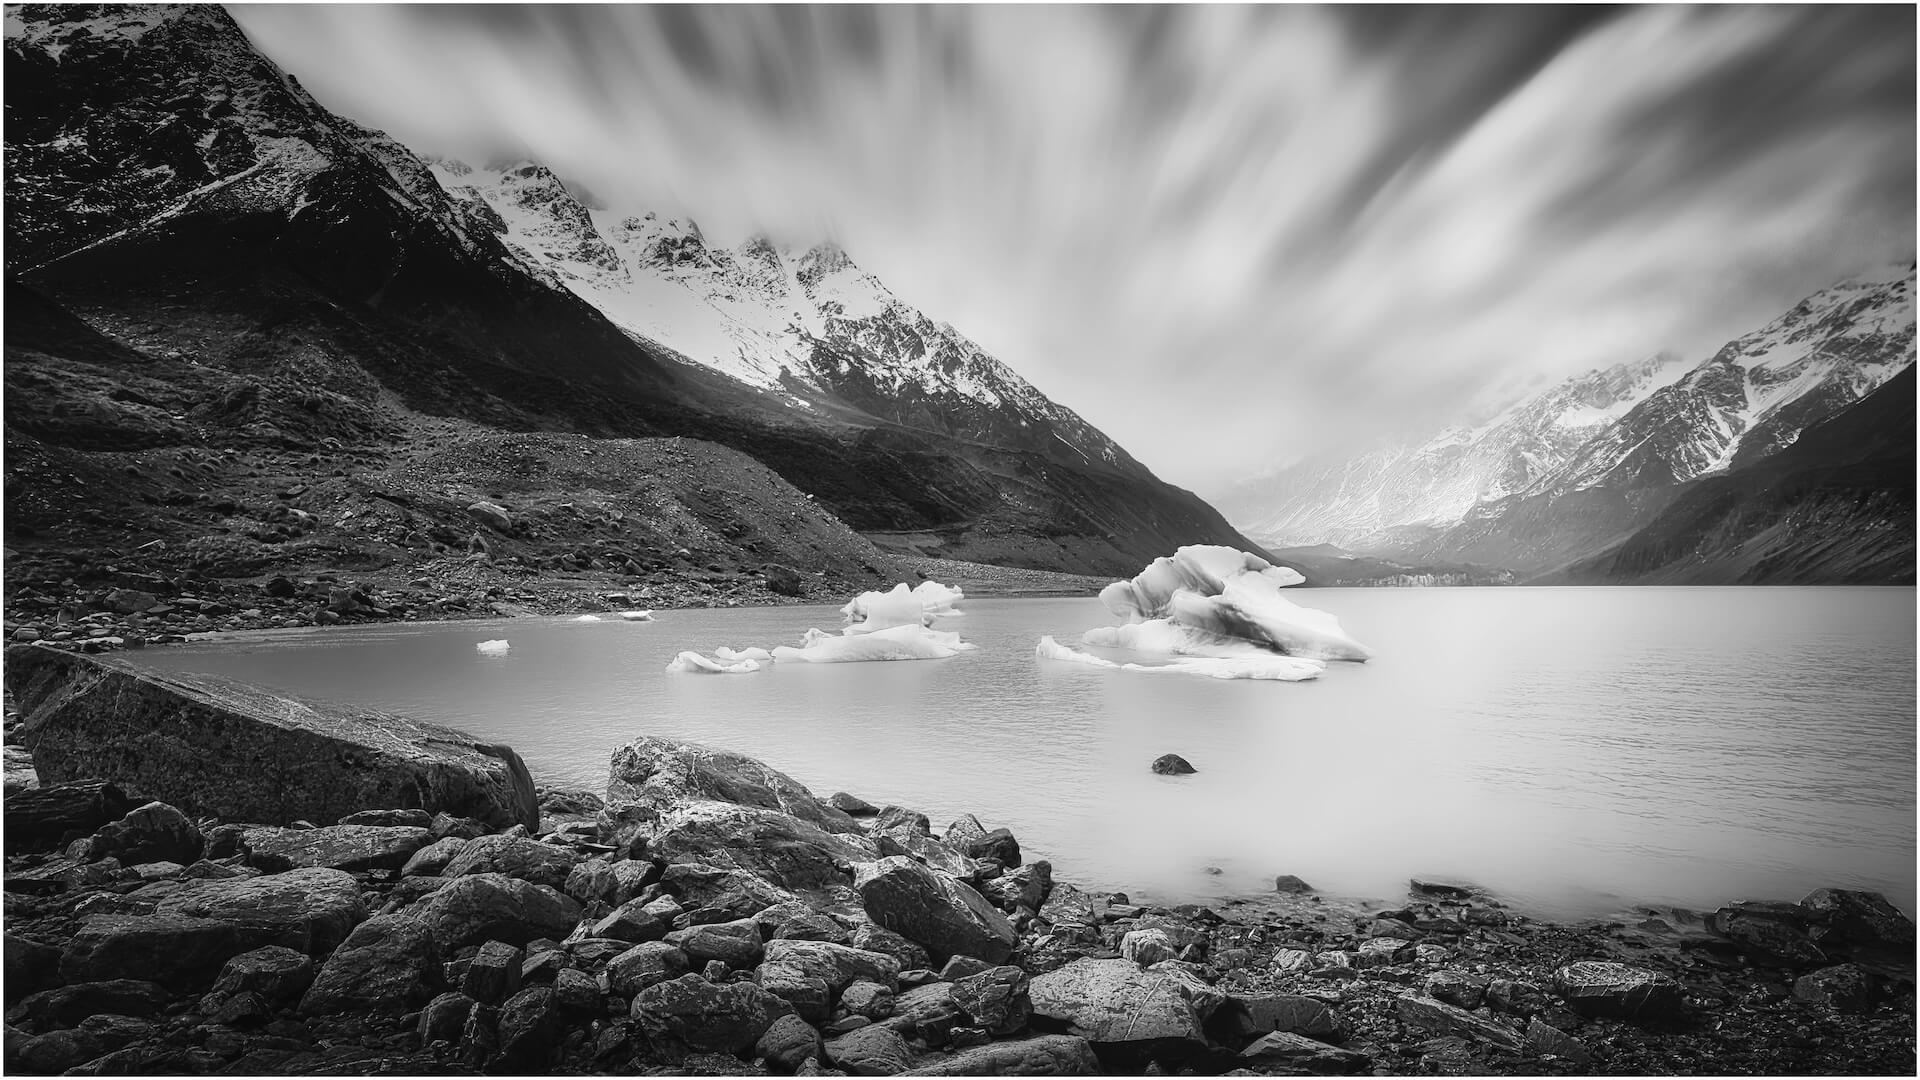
[230,5,1915,493]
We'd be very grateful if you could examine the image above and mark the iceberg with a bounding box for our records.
[840,580,964,633]
[666,650,762,674]
[772,623,977,664]
[1034,635,1119,668]
[475,639,510,655]
[1035,633,1323,681]
[1097,545,1370,662]
[571,615,603,622]
[713,646,774,663]
[616,610,655,622]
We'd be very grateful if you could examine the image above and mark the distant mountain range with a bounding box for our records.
[2,3,1252,577]
[1221,270,1916,583]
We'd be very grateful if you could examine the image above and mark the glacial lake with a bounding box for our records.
[127,587,1915,922]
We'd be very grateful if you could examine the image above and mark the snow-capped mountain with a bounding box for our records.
[1225,268,1915,572]
[428,160,1141,474]
[1220,354,1689,551]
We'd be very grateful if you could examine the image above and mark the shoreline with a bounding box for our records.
[3,649,1914,1077]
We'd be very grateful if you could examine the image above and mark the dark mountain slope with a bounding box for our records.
[4,4,1254,577]
[1550,366,1915,585]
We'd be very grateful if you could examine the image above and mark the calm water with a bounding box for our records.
[127,588,1915,921]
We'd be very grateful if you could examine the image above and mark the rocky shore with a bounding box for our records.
[3,647,1913,1076]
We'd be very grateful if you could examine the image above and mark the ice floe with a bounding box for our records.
[666,581,973,670]
[1035,634,1321,680]
[617,610,655,621]
[475,639,511,655]
[666,651,762,674]
[773,623,976,664]
[840,580,965,633]
[571,615,603,622]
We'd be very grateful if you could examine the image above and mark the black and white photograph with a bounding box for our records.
[1,3,1913,1076]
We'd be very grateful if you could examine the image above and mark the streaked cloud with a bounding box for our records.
[230,4,1914,490]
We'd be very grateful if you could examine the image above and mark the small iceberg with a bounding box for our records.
[773,623,977,664]
[616,610,655,622]
[1035,635,1119,668]
[840,580,964,634]
[714,646,774,663]
[571,615,603,623]
[666,650,762,674]
[475,639,510,655]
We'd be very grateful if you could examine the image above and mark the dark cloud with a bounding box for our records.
[228,4,1914,489]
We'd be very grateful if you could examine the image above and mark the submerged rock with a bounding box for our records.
[4,646,538,830]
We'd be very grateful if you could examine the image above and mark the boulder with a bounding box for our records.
[300,914,441,1015]
[1391,995,1523,1050]
[85,801,202,864]
[3,779,137,854]
[1424,970,1488,1010]
[855,857,1016,964]
[630,973,790,1053]
[758,1013,825,1070]
[593,898,670,944]
[901,1034,1100,1075]
[666,918,764,968]
[4,646,538,830]
[659,862,798,921]
[843,980,896,1020]
[1707,901,1826,966]
[853,923,932,972]
[339,809,434,828]
[981,861,1052,915]
[603,736,859,840]
[418,990,475,1045]
[1550,961,1686,1022]
[773,912,853,945]
[21,980,168,1029]
[763,563,807,597]
[757,961,834,1021]
[61,914,243,988]
[606,941,692,997]
[460,940,523,1005]
[1525,1018,1594,1065]
[830,792,879,816]
[409,873,581,951]
[244,825,429,873]
[208,946,314,1003]
[1272,874,1315,894]
[1792,963,1880,1013]
[401,836,469,878]
[466,501,514,532]
[1214,993,1341,1040]
[1239,1031,1371,1074]
[1149,754,1195,775]
[951,965,1029,1035]
[1027,958,1220,1046]
[1120,929,1179,967]
[825,1022,916,1075]
[4,934,64,1003]
[154,867,367,955]
[553,966,600,1013]
[644,801,876,890]
[1799,889,1916,954]
[495,985,560,1068]
[763,940,903,992]
[874,806,932,836]
[440,833,580,890]
[967,828,1021,870]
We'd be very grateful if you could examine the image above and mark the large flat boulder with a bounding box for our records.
[856,856,1016,965]
[602,737,859,841]
[644,802,879,890]
[5,646,537,830]
[901,1035,1100,1075]
[154,867,367,956]
[1027,958,1221,1047]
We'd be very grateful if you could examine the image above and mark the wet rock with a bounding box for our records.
[85,801,202,864]
[951,965,1028,1035]
[3,779,136,855]
[1149,754,1195,775]
[1551,961,1686,1022]
[1792,963,1881,1013]
[299,913,440,1015]
[61,913,243,988]
[765,940,904,992]
[441,833,580,890]
[940,956,995,981]
[4,647,538,830]
[630,973,791,1053]
[244,824,429,873]
[667,918,765,968]
[1355,938,1414,968]
[878,981,965,1045]
[825,1022,915,1075]
[830,792,879,816]
[1393,995,1523,1051]
[21,980,167,1028]
[154,866,366,954]
[1028,957,1220,1046]
[855,856,1016,965]
[1486,977,1551,1016]
[1239,1031,1371,1074]
[606,940,692,997]
[401,835,468,877]
[662,862,800,922]
[410,872,581,950]
[208,945,314,1003]
[1272,875,1314,894]
[461,940,523,1005]
[760,1012,826,1070]
[900,1034,1100,1075]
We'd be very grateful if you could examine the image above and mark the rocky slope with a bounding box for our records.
[2,2,1254,599]
[1225,271,1915,577]
[3,650,1914,1076]
[1553,365,1915,585]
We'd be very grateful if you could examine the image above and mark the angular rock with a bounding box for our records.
[1121,929,1179,968]
[5,934,64,1004]
[1027,957,1220,1046]
[646,801,877,891]
[418,990,474,1045]
[401,836,468,878]
[5,647,538,829]
[461,940,523,1005]
[300,913,440,1015]
[1792,963,1880,1013]
[855,857,1015,965]
[1239,1030,1371,1074]
[155,867,366,955]
[1392,994,1523,1050]
[854,923,932,972]
[17,1028,108,1074]
[873,806,931,837]
[1272,875,1314,894]
[951,966,1028,1035]
[1550,961,1686,1022]
[603,736,859,840]
[774,912,853,945]
[21,980,167,1028]
[86,801,202,865]
[826,1022,915,1075]
[1149,754,1195,775]
[940,956,995,982]
[467,501,514,531]
[1799,889,1916,954]
[1707,901,1826,966]
[209,945,314,1003]
[495,985,560,1068]
[758,1013,825,1071]
[830,792,879,816]
[667,918,764,968]
[1269,948,1313,973]
[606,940,692,997]
[758,961,834,1022]
[594,897,670,943]
[981,861,1052,915]
[61,914,243,988]
[553,966,600,1012]
[410,873,581,951]
[901,1034,1100,1075]
[244,825,429,873]
[1525,1018,1594,1065]
[630,973,790,1053]
[1216,993,1340,1040]
[1424,970,1488,1010]
[2,779,136,855]
[765,940,903,992]
[441,833,580,890]
[660,862,797,921]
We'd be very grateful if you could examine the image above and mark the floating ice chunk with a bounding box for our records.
[616,610,654,621]
[571,615,603,622]
[773,622,976,663]
[911,579,965,614]
[714,646,774,663]
[1034,635,1119,668]
[1098,545,1368,662]
[475,639,510,655]
[666,650,762,674]
[841,579,965,632]
[1121,656,1322,681]
[1083,619,1279,659]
